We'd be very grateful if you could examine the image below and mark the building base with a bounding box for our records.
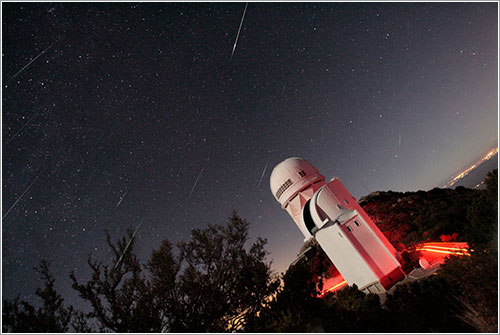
[360,267,406,294]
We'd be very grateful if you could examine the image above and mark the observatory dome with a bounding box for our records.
[270,157,325,208]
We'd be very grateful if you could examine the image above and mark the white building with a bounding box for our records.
[270,157,405,293]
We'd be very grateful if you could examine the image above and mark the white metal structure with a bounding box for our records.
[270,157,405,293]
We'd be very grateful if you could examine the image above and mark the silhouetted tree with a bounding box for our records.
[384,277,476,332]
[247,254,324,332]
[70,211,278,332]
[171,211,279,332]
[322,285,388,332]
[5,171,498,333]
[70,229,162,332]
[438,251,498,332]
[146,239,181,332]
[466,169,498,247]
[2,260,73,333]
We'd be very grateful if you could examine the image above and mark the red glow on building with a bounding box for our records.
[316,241,471,298]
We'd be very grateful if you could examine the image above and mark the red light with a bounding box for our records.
[415,242,472,257]
[318,280,348,297]
[416,247,470,256]
[315,242,471,299]
[423,245,467,250]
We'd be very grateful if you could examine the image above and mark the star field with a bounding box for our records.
[2,2,497,307]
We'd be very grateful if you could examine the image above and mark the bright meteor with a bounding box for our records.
[10,43,53,80]
[230,2,248,60]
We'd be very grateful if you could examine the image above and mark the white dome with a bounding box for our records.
[270,157,325,208]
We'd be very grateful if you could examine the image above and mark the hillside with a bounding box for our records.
[359,186,478,248]
[2,169,496,333]
[257,169,498,333]
[296,184,483,280]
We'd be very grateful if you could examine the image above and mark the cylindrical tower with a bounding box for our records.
[270,157,405,293]
[270,157,326,240]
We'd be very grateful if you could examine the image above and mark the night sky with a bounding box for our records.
[2,2,498,307]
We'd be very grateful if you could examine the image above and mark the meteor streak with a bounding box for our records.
[90,132,107,151]
[5,113,38,146]
[281,79,288,95]
[10,44,53,80]
[3,173,41,220]
[257,160,269,188]
[231,2,248,60]
[188,164,205,198]
[115,189,129,208]
[360,178,371,194]
[113,218,144,271]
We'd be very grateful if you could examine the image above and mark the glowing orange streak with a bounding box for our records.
[417,249,469,256]
[422,242,468,247]
[416,247,470,256]
[417,247,464,253]
[419,243,471,253]
[422,242,469,247]
[421,245,469,251]
[319,280,348,297]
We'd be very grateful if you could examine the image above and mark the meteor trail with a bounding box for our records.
[3,173,41,220]
[281,79,288,95]
[398,130,401,147]
[257,160,269,188]
[188,164,206,198]
[115,189,129,208]
[361,179,371,194]
[10,44,53,80]
[231,2,248,60]
[90,132,107,151]
[113,218,144,271]
[5,113,38,146]
[85,170,97,184]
